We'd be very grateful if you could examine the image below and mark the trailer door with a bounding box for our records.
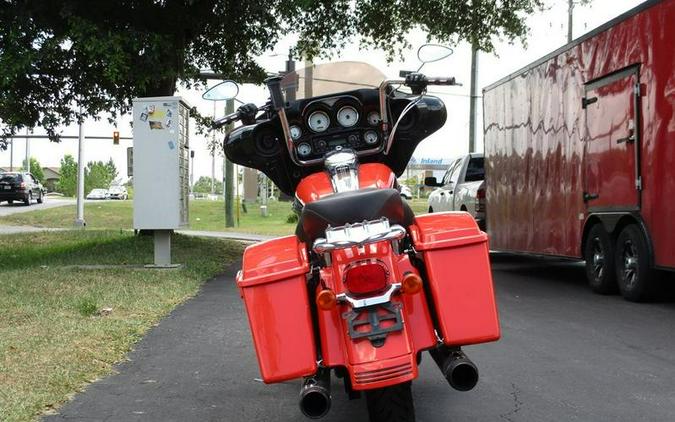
[583,66,642,211]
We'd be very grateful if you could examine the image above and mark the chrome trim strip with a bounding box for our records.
[336,283,401,309]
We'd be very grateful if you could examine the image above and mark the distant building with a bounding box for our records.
[42,167,61,192]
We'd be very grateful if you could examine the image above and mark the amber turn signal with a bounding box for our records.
[316,289,337,310]
[401,272,423,295]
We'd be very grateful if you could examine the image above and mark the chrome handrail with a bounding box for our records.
[313,224,406,253]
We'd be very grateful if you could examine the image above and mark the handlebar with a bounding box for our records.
[212,111,241,129]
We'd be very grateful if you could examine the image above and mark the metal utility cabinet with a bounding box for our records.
[132,96,190,266]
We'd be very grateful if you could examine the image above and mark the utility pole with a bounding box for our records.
[224,98,235,227]
[9,138,13,171]
[468,42,479,153]
[304,58,313,98]
[24,128,30,173]
[211,101,216,195]
[74,112,86,227]
[568,0,574,42]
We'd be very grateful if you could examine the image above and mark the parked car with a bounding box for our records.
[0,172,45,206]
[425,153,485,230]
[107,185,128,200]
[86,188,108,200]
[399,184,413,200]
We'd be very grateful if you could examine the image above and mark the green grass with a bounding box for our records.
[0,231,243,422]
[0,199,298,236]
[0,198,431,236]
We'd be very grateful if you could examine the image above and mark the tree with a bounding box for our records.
[193,176,222,195]
[0,0,543,147]
[22,157,45,183]
[84,159,118,194]
[57,154,77,196]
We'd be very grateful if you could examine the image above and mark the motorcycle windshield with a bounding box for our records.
[280,61,386,101]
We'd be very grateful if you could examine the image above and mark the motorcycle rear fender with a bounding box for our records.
[316,241,437,390]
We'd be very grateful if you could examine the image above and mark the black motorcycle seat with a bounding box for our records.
[296,188,414,244]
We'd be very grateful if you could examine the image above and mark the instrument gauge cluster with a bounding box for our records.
[293,95,384,161]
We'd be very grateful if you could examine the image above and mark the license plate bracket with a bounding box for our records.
[342,303,403,347]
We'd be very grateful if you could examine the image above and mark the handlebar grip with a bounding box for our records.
[426,77,456,86]
[212,111,240,129]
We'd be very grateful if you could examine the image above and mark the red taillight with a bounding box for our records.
[18,182,26,190]
[344,261,388,296]
[476,188,486,199]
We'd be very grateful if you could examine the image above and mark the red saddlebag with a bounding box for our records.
[410,213,500,346]
[237,236,317,383]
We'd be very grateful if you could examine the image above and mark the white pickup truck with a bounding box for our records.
[425,153,486,230]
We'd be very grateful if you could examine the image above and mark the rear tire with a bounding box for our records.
[24,192,32,206]
[428,207,433,213]
[37,191,43,204]
[8,200,13,205]
[365,382,415,422]
[583,224,617,294]
[615,224,657,302]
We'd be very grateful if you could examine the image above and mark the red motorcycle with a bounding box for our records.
[205,46,500,421]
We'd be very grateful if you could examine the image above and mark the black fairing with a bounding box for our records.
[223,88,447,196]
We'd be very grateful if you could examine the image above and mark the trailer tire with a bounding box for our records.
[583,224,617,294]
[365,382,415,422]
[614,224,657,302]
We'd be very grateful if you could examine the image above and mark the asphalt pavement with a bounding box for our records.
[45,255,675,422]
[0,197,74,216]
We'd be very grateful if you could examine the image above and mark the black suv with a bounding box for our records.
[0,172,45,206]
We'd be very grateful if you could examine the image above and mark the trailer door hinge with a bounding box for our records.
[582,96,598,109]
[634,83,641,96]
[636,176,642,191]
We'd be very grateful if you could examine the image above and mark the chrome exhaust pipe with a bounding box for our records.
[429,346,479,392]
[299,368,331,419]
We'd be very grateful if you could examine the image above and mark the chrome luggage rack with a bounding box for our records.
[312,217,406,254]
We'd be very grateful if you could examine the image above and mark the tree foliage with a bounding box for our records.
[22,157,45,183]
[84,159,118,194]
[0,0,543,147]
[193,176,222,194]
[57,154,77,196]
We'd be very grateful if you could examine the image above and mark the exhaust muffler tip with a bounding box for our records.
[299,368,332,419]
[430,346,480,392]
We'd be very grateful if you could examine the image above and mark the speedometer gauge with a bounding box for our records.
[364,130,378,145]
[337,106,359,127]
[290,125,302,140]
[297,142,312,157]
[308,111,330,132]
[367,111,381,126]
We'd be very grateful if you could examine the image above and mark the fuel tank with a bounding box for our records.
[295,163,397,205]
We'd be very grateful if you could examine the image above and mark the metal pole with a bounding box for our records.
[74,113,86,227]
[211,101,216,194]
[224,98,235,227]
[568,0,574,43]
[468,43,479,153]
[24,128,30,172]
[304,59,313,98]
[190,150,194,193]
[9,138,13,171]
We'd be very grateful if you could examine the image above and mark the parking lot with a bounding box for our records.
[46,254,675,422]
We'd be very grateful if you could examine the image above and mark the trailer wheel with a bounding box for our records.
[583,224,617,294]
[365,381,415,422]
[614,224,657,302]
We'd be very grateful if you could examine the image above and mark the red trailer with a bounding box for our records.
[483,0,675,301]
